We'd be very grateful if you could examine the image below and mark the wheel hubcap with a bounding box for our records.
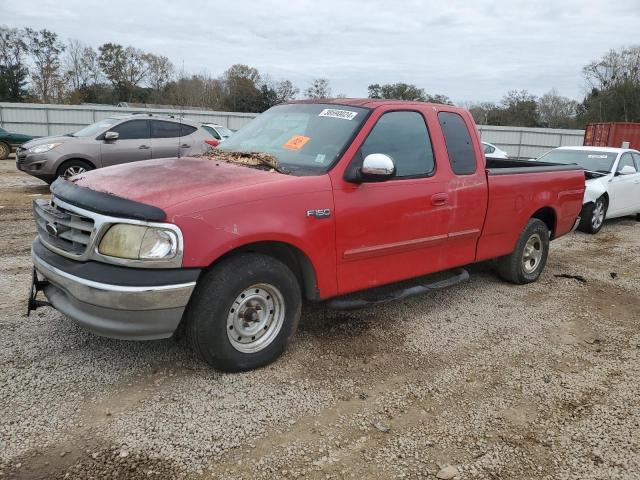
[227,283,285,353]
[522,233,543,274]
[63,166,86,178]
[592,201,605,229]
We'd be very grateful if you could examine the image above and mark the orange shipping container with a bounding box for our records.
[583,122,640,149]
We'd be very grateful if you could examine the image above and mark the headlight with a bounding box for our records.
[98,224,178,260]
[28,143,62,154]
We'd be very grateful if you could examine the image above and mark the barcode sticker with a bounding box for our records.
[318,109,358,120]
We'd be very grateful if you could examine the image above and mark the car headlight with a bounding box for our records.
[98,224,179,260]
[28,143,62,154]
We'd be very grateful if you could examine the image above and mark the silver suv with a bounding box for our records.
[16,114,214,183]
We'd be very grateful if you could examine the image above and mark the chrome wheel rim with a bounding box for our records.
[63,166,87,178]
[591,200,605,229]
[227,283,285,353]
[522,233,543,274]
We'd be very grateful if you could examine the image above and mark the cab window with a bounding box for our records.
[438,112,477,175]
[359,111,435,178]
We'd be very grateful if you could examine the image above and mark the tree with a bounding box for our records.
[0,26,29,101]
[537,88,578,128]
[25,28,65,103]
[98,43,147,102]
[274,79,299,104]
[368,82,425,101]
[579,45,640,124]
[500,90,539,127]
[305,78,331,99]
[223,64,262,112]
[144,53,174,101]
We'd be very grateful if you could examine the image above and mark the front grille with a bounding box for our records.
[33,198,95,257]
[16,147,27,164]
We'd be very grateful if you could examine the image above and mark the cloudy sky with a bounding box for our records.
[5,0,640,103]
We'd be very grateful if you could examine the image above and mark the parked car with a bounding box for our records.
[535,146,640,233]
[482,141,509,159]
[0,127,34,160]
[29,99,585,371]
[202,123,235,142]
[16,114,212,183]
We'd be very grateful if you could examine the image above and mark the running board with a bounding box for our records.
[326,268,469,310]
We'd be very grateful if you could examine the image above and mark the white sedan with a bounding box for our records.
[482,141,509,160]
[536,146,640,233]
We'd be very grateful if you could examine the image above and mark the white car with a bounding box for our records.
[201,123,235,142]
[536,146,640,233]
[482,141,509,159]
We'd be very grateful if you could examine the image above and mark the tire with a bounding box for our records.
[185,253,302,372]
[0,142,10,160]
[498,218,550,285]
[577,196,607,234]
[56,159,93,179]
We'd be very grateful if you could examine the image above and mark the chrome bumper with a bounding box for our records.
[32,247,197,340]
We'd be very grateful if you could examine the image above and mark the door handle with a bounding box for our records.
[180,144,190,148]
[431,193,449,206]
[138,145,150,150]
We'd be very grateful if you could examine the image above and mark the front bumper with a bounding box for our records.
[32,239,200,340]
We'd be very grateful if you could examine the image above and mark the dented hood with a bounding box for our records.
[71,157,298,211]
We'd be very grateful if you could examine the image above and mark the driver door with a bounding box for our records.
[100,119,151,167]
[331,109,451,295]
[608,152,640,216]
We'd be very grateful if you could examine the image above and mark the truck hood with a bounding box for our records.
[71,156,306,211]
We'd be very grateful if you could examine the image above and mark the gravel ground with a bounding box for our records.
[0,160,639,479]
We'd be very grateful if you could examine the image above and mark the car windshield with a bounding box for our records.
[537,149,617,173]
[72,118,119,137]
[217,103,369,173]
[216,125,234,138]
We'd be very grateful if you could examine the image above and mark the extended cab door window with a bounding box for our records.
[360,111,435,177]
[438,112,477,175]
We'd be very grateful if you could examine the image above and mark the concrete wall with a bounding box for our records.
[1,102,585,159]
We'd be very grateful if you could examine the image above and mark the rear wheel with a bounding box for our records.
[185,253,301,372]
[56,159,92,179]
[498,218,550,284]
[0,142,10,160]
[578,196,607,234]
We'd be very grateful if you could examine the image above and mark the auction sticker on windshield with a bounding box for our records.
[283,135,311,151]
[318,109,358,120]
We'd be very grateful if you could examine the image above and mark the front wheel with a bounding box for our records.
[578,197,607,234]
[185,253,301,372]
[498,218,549,284]
[56,159,93,179]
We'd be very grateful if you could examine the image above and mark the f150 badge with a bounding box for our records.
[306,209,331,219]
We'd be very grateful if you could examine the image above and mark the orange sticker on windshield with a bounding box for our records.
[283,135,310,151]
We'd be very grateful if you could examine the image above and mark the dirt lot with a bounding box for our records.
[1,159,639,480]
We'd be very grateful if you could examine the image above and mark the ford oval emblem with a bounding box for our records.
[45,222,58,237]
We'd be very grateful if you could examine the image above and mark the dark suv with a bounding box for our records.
[17,114,213,183]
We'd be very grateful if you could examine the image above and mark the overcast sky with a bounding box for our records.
[5,0,640,103]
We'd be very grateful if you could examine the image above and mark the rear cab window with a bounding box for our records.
[438,112,477,175]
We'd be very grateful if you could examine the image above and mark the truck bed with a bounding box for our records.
[485,158,584,175]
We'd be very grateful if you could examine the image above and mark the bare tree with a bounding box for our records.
[65,39,100,91]
[144,53,174,100]
[0,26,29,101]
[25,28,65,103]
[305,78,331,99]
[538,88,578,128]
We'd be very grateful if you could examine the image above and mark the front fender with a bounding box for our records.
[584,178,608,205]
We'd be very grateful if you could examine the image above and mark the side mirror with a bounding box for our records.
[104,131,119,141]
[359,153,395,182]
[617,165,637,176]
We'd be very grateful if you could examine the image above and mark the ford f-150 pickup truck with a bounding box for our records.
[29,99,586,371]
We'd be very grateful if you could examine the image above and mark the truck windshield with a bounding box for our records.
[538,149,616,173]
[217,103,369,173]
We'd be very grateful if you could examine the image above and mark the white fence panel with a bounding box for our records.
[477,125,585,159]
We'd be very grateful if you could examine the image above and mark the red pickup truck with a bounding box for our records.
[29,100,585,371]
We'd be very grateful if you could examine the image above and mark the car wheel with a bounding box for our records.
[0,142,10,160]
[185,253,302,372]
[578,197,607,234]
[56,160,93,179]
[498,218,549,285]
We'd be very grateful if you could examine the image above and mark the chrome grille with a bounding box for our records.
[33,198,95,256]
